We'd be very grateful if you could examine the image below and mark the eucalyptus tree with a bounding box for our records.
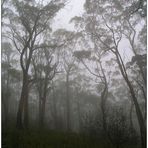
[71,20,112,133]
[30,31,69,128]
[32,46,57,128]
[53,29,79,131]
[122,18,146,89]
[80,0,146,147]
[123,20,147,114]
[5,0,65,129]
[74,49,111,137]
[126,54,146,120]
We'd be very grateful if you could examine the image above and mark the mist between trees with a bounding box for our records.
[1,0,146,148]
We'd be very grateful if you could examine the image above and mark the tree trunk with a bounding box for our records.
[75,88,81,132]
[42,98,46,127]
[39,98,42,127]
[52,87,58,129]
[101,86,108,132]
[126,75,146,148]
[77,98,81,131]
[38,76,48,128]
[24,91,29,129]
[39,99,44,128]
[99,61,108,134]
[66,73,71,131]
[129,101,134,130]
[16,74,29,129]
[39,98,46,128]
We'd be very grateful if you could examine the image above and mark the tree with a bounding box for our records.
[6,0,64,129]
[82,0,146,147]
[122,18,146,88]
[32,47,57,128]
[53,29,78,131]
[74,48,110,136]
[71,0,146,147]
[50,81,58,129]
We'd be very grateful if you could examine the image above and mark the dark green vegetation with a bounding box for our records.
[2,128,140,148]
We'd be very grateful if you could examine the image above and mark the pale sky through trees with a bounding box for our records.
[53,0,137,61]
[53,0,85,30]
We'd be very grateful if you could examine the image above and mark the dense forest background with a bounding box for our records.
[1,0,146,148]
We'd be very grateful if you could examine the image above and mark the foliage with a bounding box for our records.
[107,107,138,147]
[73,50,91,60]
[3,128,139,148]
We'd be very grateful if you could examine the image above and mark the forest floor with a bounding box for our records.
[2,128,140,148]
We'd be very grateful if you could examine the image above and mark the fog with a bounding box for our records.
[2,0,146,148]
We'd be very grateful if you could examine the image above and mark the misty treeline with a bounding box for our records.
[2,0,146,148]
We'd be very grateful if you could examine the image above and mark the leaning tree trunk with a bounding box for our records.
[127,81,146,148]
[115,51,146,148]
[99,61,108,136]
[129,101,134,132]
